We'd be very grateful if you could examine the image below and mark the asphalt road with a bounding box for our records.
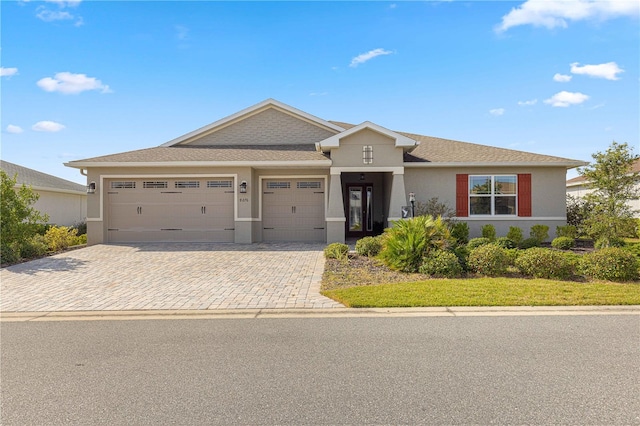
[2,316,639,425]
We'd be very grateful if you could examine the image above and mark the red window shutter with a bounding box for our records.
[456,174,468,217]
[518,174,532,217]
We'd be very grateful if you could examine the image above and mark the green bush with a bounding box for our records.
[595,237,625,249]
[419,250,463,278]
[44,226,78,252]
[519,237,541,249]
[324,243,349,260]
[70,234,87,246]
[19,235,49,259]
[530,224,549,243]
[450,222,469,245]
[580,247,639,282]
[556,225,578,239]
[452,245,470,271]
[379,216,452,272]
[622,243,640,260]
[515,248,576,280]
[504,248,520,266]
[481,224,496,241]
[467,237,491,250]
[494,237,516,249]
[73,221,87,236]
[1,242,21,264]
[506,226,523,245]
[551,237,575,250]
[468,244,509,276]
[355,236,382,257]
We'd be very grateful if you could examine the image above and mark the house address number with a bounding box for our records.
[239,198,249,203]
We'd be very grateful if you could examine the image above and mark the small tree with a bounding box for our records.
[579,142,639,245]
[414,197,456,222]
[1,171,49,262]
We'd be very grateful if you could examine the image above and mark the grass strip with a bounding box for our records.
[321,278,640,308]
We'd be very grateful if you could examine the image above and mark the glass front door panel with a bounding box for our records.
[349,188,363,231]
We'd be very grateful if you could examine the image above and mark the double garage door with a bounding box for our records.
[262,178,325,242]
[106,178,234,243]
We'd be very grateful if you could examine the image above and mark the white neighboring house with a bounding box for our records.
[566,159,640,218]
[1,160,87,226]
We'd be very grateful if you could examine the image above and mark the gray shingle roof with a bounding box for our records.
[69,144,329,163]
[67,120,584,167]
[1,160,86,193]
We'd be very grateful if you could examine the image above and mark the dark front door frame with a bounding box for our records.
[344,183,374,238]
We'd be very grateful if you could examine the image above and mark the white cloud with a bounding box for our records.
[489,108,505,116]
[0,67,18,77]
[32,121,66,132]
[175,25,189,41]
[570,62,624,80]
[45,0,82,6]
[37,72,112,94]
[553,73,572,82]
[517,99,537,106]
[349,48,393,68]
[544,91,589,107]
[495,0,639,33]
[6,125,24,134]
[389,4,397,9]
[36,7,73,22]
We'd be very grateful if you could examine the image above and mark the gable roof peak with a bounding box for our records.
[316,120,419,151]
[162,98,345,147]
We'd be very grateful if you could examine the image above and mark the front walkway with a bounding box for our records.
[0,243,343,312]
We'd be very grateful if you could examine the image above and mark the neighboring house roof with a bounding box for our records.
[1,160,86,194]
[566,158,640,186]
[66,100,586,169]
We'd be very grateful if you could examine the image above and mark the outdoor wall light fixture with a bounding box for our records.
[87,181,96,194]
[409,192,416,218]
[239,181,247,193]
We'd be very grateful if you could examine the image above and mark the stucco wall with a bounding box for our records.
[34,190,87,227]
[330,129,404,167]
[404,166,569,238]
[184,108,337,146]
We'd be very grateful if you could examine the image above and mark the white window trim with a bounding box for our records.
[469,174,518,217]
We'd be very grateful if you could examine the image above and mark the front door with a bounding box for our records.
[345,184,374,238]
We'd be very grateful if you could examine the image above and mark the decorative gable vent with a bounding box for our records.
[363,146,373,164]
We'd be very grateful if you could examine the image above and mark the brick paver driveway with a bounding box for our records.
[1,243,343,312]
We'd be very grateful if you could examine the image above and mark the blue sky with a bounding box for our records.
[2,0,638,184]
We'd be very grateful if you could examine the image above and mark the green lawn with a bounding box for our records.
[321,277,640,308]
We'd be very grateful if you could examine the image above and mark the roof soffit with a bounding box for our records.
[162,99,345,147]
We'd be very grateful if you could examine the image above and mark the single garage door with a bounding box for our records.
[106,178,234,242]
[262,178,325,242]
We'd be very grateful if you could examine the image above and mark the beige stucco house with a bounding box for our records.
[65,99,585,245]
[566,159,640,218]
[1,160,87,227]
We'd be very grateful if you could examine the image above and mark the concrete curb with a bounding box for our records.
[2,305,639,322]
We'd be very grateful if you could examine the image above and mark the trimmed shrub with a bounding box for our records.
[494,237,516,249]
[504,248,520,266]
[580,247,639,282]
[419,250,463,278]
[595,237,625,249]
[551,236,575,250]
[481,224,496,241]
[355,236,382,257]
[622,242,640,260]
[450,222,469,245]
[452,245,470,271]
[379,216,451,272]
[556,225,578,239]
[70,234,87,246]
[468,237,491,250]
[515,248,576,280]
[73,221,87,236]
[506,226,523,245]
[530,224,549,243]
[44,226,78,252]
[468,244,509,276]
[324,243,349,260]
[519,237,540,249]
[19,235,49,259]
